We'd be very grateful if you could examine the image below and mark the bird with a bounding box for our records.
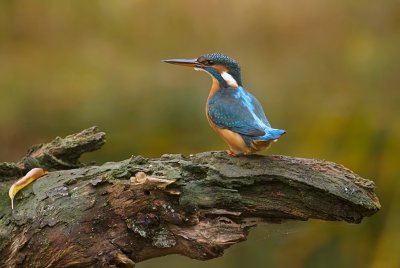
[163,53,286,156]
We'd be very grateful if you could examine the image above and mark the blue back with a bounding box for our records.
[208,87,284,146]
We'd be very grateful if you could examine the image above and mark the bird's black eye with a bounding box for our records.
[205,60,214,65]
[197,57,215,66]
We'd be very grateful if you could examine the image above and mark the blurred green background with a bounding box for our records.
[1,0,399,267]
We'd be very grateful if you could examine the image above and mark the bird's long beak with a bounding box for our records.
[162,58,204,68]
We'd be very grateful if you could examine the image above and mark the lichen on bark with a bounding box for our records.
[0,127,380,267]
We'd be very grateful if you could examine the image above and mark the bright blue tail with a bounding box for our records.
[262,128,286,140]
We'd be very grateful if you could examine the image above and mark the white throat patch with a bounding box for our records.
[221,72,238,88]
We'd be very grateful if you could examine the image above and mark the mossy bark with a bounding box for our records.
[0,127,380,267]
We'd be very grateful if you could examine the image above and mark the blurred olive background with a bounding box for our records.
[1,0,399,267]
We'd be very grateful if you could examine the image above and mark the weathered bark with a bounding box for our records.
[0,127,380,268]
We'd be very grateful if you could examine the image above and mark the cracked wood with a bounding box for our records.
[0,127,380,267]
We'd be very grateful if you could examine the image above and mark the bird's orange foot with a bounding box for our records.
[226,150,238,157]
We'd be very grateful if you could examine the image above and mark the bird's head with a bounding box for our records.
[163,53,242,88]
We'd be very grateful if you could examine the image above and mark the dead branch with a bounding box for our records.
[0,127,380,267]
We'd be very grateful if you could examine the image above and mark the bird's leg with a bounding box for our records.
[226,150,238,157]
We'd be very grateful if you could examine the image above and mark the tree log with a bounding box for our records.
[0,127,380,267]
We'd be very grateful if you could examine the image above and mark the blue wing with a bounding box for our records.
[251,95,271,127]
[207,87,269,137]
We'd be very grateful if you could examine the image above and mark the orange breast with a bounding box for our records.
[210,120,251,154]
[205,78,251,154]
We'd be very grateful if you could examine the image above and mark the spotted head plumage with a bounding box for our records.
[196,53,242,87]
[163,53,242,88]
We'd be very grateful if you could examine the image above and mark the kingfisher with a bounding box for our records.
[163,53,286,156]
